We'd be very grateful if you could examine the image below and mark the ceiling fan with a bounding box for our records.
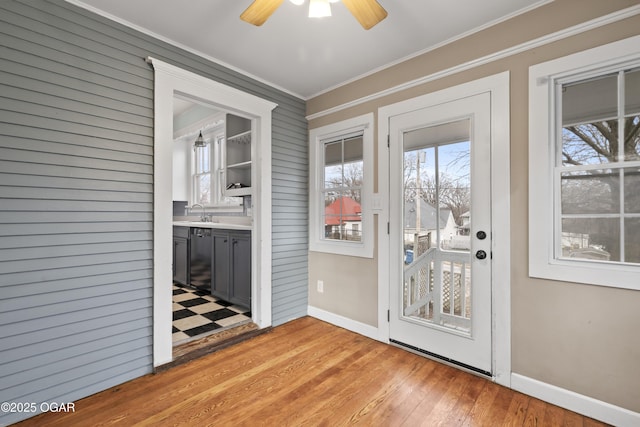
[240,0,388,30]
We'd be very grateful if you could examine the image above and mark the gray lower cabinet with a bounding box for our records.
[173,226,189,285]
[212,229,251,308]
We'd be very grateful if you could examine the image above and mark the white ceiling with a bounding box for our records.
[72,0,547,99]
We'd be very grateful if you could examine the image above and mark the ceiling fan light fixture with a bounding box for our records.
[241,0,387,29]
[308,0,331,18]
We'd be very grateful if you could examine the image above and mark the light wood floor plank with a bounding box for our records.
[502,390,531,426]
[15,317,609,427]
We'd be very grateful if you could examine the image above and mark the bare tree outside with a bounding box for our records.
[404,144,470,226]
[560,117,640,262]
[563,117,640,165]
[325,161,363,204]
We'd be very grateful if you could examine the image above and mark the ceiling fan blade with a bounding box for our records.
[240,0,284,26]
[341,0,388,30]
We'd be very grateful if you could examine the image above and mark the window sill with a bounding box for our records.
[530,256,640,291]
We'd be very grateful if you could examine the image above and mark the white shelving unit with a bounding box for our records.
[225,114,252,197]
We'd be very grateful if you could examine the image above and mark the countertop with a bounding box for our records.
[172,220,252,231]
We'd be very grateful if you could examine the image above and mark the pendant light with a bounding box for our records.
[194,131,205,148]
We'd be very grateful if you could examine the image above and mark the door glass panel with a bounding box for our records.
[402,119,472,334]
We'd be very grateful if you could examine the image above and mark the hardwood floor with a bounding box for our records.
[17,317,607,426]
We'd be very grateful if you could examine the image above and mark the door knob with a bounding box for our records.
[476,231,487,240]
[476,250,487,260]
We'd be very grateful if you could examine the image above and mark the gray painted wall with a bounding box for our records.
[0,0,308,424]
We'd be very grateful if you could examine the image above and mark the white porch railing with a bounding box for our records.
[403,247,472,333]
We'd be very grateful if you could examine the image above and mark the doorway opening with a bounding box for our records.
[170,97,254,350]
[148,57,277,367]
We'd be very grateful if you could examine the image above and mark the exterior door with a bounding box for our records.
[389,92,492,375]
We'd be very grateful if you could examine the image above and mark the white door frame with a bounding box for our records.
[377,72,512,386]
[148,57,277,367]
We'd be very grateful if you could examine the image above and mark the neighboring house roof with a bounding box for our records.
[325,196,362,225]
[404,199,451,230]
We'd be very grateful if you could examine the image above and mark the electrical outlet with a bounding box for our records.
[317,280,324,293]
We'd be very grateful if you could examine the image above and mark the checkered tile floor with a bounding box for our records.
[172,284,251,344]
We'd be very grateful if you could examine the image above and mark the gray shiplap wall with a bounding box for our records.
[0,0,307,424]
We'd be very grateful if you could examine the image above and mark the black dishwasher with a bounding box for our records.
[189,228,212,292]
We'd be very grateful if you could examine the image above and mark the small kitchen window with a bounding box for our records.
[528,35,640,290]
[190,129,241,208]
[193,136,213,205]
[309,113,374,258]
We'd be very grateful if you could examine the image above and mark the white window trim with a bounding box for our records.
[309,113,374,258]
[528,35,640,290]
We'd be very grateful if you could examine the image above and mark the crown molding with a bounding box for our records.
[306,4,640,121]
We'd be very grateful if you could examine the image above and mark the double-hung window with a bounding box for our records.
[529,35,640,290]
[191,128,241,207]
[193,136,212,205]
[309,114,374,258]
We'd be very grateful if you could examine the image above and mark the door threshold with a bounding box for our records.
[390,338,492,378]
[157,322,270,372]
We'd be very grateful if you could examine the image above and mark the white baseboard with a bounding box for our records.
[511,373,640,427]
[307,306,380,341]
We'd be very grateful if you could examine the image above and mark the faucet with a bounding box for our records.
[191,204,207,222]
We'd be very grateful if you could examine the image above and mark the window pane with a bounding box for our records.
[324,140,343,188]
[202,143,210,172]
[197,174,210,205]
[562,74,618,165]
[561,169,620,214]
[624,116,640,162]
[343,136,363,163]
[324,140,342,165]
[343,136,363,193]
[625,167,640,213]
[404,147,436,207]
[561,218,619,262]
[323,190,362,242]
[561,124,618,165]
[323,191,340,240]
[563,74,617,124]
[439,141,470,250]
[324,164,343,188]
[195,144,210,173]
[625,218,640,263]
[625,68,640,116]
[625,68,640,161]
[196,148,202,173]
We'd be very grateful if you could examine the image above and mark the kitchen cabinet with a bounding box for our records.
[172,226,189,285]
[224,114,252,197]
[212,229,251,308]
